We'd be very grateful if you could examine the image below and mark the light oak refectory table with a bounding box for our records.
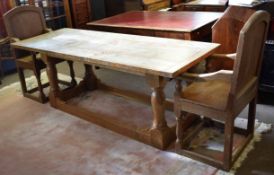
[12,28,219,149]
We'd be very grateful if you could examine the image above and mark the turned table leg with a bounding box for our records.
[146,75,167,129]
[67,60,77,86]
[174,79,183,149]
[42,54,60,107]
[146,74,174,149]
[83,64,97,91]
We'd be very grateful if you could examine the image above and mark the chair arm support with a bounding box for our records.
[159,7,172,11]
[10,37,20,43]
[206,53,236,72]
[209,53,236,60]
[44,28,53,33]
[177,70,233,82]
[0,37,10,45]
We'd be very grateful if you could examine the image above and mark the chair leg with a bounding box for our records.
[223,117,234,170]
[0,59,3,83]
[17,67,28,94]
[67,61,77,86]
[174,79,183,149]
[34,68,47,103]
[175,111,187,150]
[247,97,257,135]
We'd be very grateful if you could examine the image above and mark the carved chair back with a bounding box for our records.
[212,6,255,54]
[4,5,47,40]
[230,11,270,96]
[0,0,14,37]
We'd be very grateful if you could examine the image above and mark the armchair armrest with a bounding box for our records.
[44,28,52,33]
[206,53,236,72]
[177,70,233,83]
[209,53,236,60]
[10,37,20,43]
[0,37,10,45]
[159,7,172,11]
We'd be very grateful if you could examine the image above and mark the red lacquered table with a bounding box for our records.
[87,11,223,40]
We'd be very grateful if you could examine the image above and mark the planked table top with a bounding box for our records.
[12,28,219,78]
[87,11,223,33]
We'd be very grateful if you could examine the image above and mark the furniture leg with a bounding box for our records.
[84,64,97,91]
[146,74,174,149]
[147,75,167,129]
[247,97,256,135]
[17,67,28,94]
[0,58,3,83]
[34,67,47,103]
[174,79,183,149]
[42,54,60,107]
[67,60,77,86]
[223,117,234,170]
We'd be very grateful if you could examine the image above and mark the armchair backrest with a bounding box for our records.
[231,11,270,95]
[0,0,13,37]
[212,6,255,54]
[3,6,47,40]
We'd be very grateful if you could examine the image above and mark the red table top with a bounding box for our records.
[88,11,223,32]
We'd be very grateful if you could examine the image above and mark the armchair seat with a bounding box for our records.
[182,80,230,110]
[16,54,45,67]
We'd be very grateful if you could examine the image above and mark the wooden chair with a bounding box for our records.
[0,37,13,84]
[206,6,255,72]
[174,11,270,170]
[141,0,171,11]
[70,0,92,28]
[4,6,76,103]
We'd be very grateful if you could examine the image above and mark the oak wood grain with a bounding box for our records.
[12,28,220,78]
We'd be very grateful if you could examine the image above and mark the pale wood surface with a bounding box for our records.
[11,27,219,150]
[12,28,219,78]
[186,0,228,6]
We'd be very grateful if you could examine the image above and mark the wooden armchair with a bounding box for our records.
[4,6,76,103]
[174,11,270,170]
[206,6,255,72]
